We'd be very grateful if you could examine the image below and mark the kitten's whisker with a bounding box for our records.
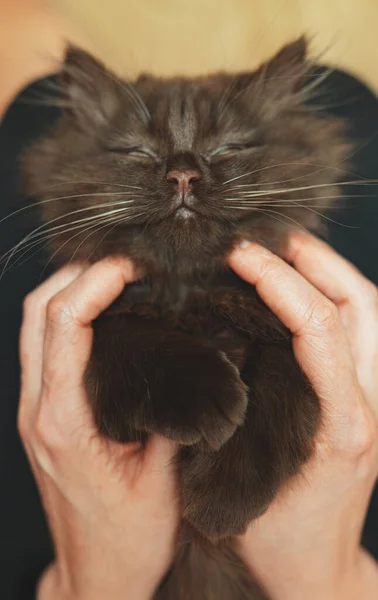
[0,202,138,260]
[255,208,310,233]
[228,180,378,197]
[80,212,145,265]
[0,203,143,271]
[38,181,144,190]
[80,223,120,265]
[250,208,301,230]
[6,218,116,281]
[11,180,143,210]
[0,191,141,227]
[223,162,364,191]
[221,162,363,186]
[41,217,122,277]
[0,215,116,279]
[42,211,146,277]
[230,179,378,191]
[224,193,378,206]
[289,201,358,229]
[222,198,359,229]
[1,218,112,276]
[222,163,308,185]
[225,203,320,209]
[1,209,145,279]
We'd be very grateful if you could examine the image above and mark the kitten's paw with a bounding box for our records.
[180,454,252,541]
[153,349,248,451]
[180,448,269,539]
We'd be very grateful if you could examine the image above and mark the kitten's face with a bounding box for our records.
[23,38,347,273]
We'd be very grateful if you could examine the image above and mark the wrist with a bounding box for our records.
[242,548,378,600]
[37,563,157,600]
[341,549,378,600]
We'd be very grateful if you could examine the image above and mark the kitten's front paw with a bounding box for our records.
[153,349,248,451]
[180,443,271,539]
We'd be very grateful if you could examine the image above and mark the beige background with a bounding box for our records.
[1,0,378,116]
[57,0,378,84]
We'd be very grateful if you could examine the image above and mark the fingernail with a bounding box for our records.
[238,240,251,249]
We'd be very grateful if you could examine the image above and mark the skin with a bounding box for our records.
[229,234,378,599]
[18,235,378,598]
[18,258,178,600]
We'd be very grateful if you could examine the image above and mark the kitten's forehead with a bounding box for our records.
[139,77,224,150]
[167,89,197,151]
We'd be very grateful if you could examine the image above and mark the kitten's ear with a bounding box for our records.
[229,37,309,112]
[261,36,308,95]
[61,46,120,130]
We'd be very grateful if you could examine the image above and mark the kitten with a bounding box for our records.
[22,37,348,599]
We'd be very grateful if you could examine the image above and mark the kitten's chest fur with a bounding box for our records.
[106,269,288,371]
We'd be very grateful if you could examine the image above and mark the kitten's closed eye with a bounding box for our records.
[108,145,158,160]
[210,141,264,160]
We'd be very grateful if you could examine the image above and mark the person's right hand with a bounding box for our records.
[18,258,179,600]
[229,234,378,600]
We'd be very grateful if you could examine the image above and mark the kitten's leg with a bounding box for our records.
[85,314,248,448]
[180,340,320,538]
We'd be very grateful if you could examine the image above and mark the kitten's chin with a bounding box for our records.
[174,207,196,220]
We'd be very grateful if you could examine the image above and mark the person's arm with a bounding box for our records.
[229,234,378,600]
[17,258,179,600]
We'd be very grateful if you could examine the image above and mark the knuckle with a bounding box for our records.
[46,296,74,328]
[35,389,74,452]
[17,408,28,442]
[102,255,123,268]
[259,254,283,280]
[331,403,376,459]
[34,410,50,445]
[361,282,378,313]
[348,412,376,458]
[35,409,61,451]
[34,390,59,448]
[22,292,38,318]
[305,298,339,333]
[100,256,130,282]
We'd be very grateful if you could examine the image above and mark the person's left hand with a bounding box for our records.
[18,258,179,600]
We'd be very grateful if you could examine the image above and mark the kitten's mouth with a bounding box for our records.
[174,206,196,220]
[169,193,199,220]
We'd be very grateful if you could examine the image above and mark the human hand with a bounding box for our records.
[229,234,378,600]
[18,258,178,600]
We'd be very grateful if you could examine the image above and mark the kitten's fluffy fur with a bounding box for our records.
[22,38,348,599]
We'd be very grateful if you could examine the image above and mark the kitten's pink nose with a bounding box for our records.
[166,168,201,196]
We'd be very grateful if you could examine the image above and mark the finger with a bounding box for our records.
[228,242,359,412]
[43,257,138,391]
[19,265,85,416]
[283,233,378,400]
[284,233,378,313]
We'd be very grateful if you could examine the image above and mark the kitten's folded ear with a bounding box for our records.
[61,46,121,130]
